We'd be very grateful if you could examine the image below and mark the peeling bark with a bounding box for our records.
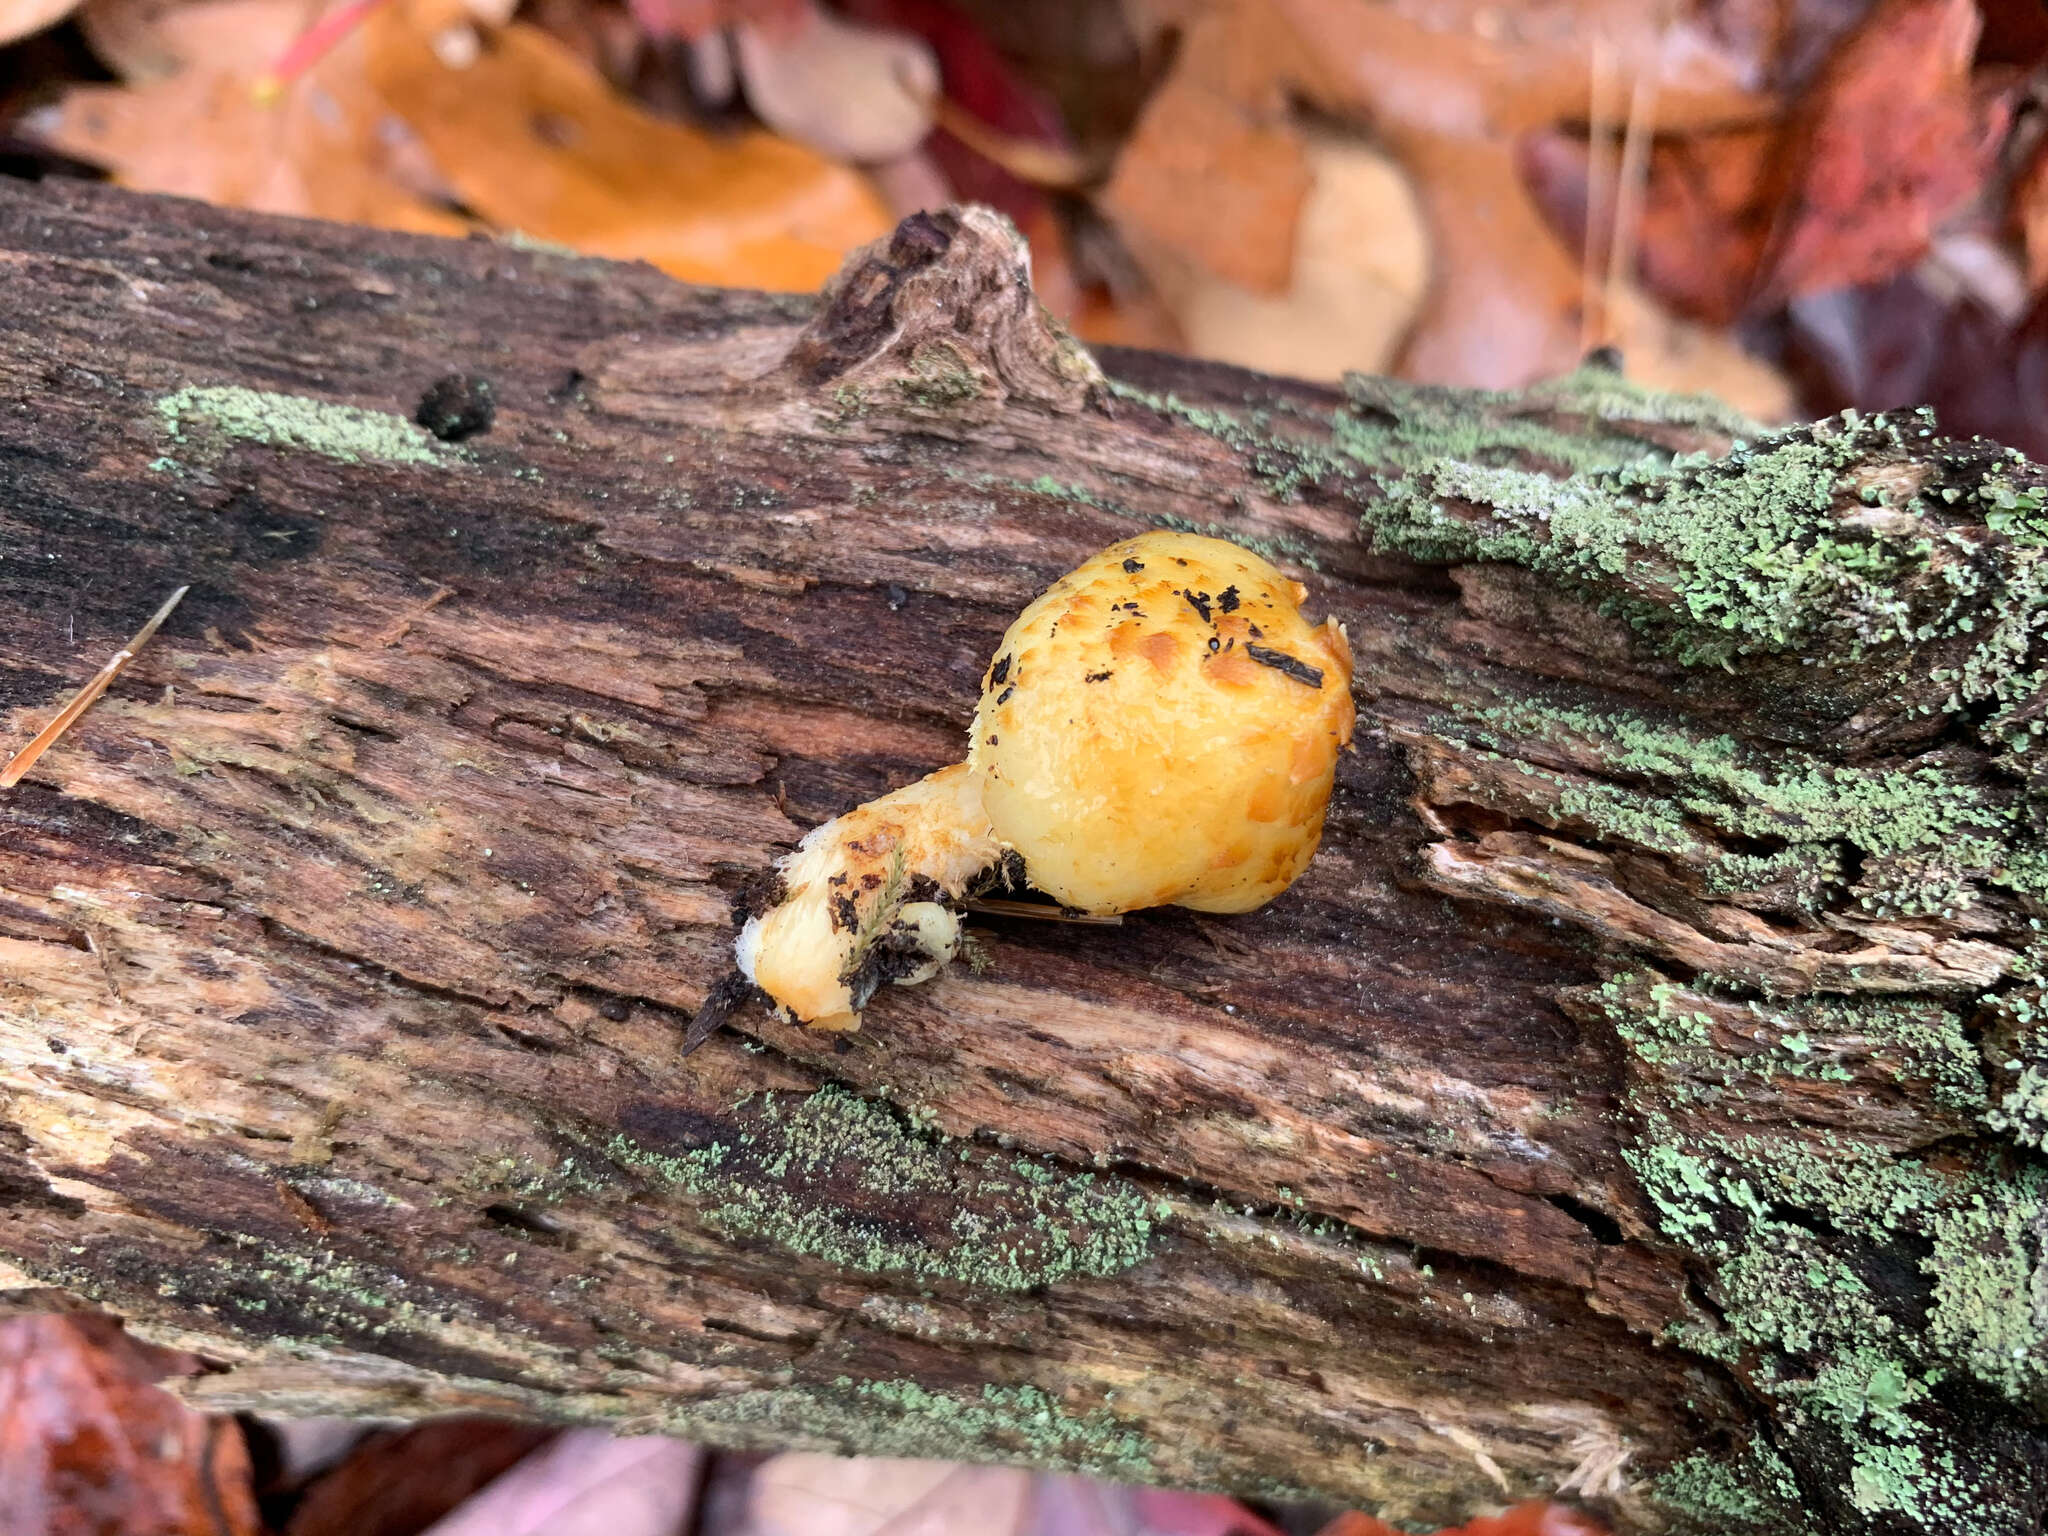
[0,180,2043,1536]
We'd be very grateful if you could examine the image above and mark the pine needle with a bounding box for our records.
[1580,35,1619,356]
[1602,19,1670,348]
[957,898,1122,925]
[1,585,189,790]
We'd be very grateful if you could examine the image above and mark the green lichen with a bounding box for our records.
[1594,971,2047,1532]
[1109,363,2048,744]
[1986,1015,2048,1151]
[1657,1441,1810,1533]
[1339,371,1706,479]
[663,1376,1155,1480]
[1342,392,2048,747]
[1433,692,2018,921]
[895,343,984,409]
[603,1084,1156,1292]
[156,385,448,466]
[1101,363,2048,1528]
[1925,1169,2048,1403]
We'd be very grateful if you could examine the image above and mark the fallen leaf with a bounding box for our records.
[1102,0,1783,390]
[1316,1499,1607,1536]
[744,1454,1032,1536]
[77,0,303,83]
[284,1417,556,1536]
[1145,125,1431,381]
[1600,276,1794,422]
[2010,127,2048,292]
[1097,0,1309,295]
[0,1311,262,1536]
[362,10,893,288]
[416,1427,701,1536]
[1976,0,2048,66]
[1760,0,2009,302]
[840,0,1085,217]
[1132,1485,1286,1536]
[1275,0,1778,388]
[45,14,470,236]
[1520,125,1775,327]
[1785,273,2048,460]
[734,0,938,163]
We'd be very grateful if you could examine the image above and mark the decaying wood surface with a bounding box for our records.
[1,181,2044,1536]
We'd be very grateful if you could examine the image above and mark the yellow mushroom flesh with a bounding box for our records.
[736,762,1000,1031]
[969,532,1354,913]
[736,532,1354,1029]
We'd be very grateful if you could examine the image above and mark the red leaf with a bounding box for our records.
[1316,1501,1606,1536]
[284,1417,556,1536]
[0,1311,261,1536]
[1761,0,2009,302]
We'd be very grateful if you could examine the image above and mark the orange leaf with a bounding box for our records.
[46,12,470,237]
[362,9,892,290]
[1098,0,1310,296]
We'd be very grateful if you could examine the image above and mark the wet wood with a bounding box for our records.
[0,183,2039,1536]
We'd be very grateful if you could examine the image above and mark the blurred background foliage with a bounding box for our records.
[3,0,2046,445]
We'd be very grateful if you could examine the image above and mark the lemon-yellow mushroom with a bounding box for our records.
[970,531,1354,914]
[732,531,1353,1033]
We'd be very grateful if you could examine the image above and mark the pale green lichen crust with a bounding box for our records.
[600,1084,1158,1292]
[662,1377,1156,1481]
[1348,390,2048,751]
[156,385,448,466]
[1426,690,2029,925]
[1579,973,2047,1535]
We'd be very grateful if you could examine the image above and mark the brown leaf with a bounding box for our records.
[1097,0,1311,295]
[1761,0,2010,302]
[1146,125,1430,381]
[1273,0,1774,140]
[0,1311,261,1536]
[2010,130,2048,292]
[284,1417,557,1536]
[1521,125,1775,327]
[1106,0,1781,389]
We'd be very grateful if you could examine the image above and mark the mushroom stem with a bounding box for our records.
[735,762,1001,1029]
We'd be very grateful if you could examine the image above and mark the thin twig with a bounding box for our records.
[1,585,190,789]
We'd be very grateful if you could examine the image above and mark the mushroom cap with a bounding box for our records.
[968,531,1354,915]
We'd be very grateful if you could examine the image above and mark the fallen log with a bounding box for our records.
[0,181,2042,1535]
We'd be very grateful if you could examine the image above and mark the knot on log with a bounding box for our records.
[785,206,1107,428]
